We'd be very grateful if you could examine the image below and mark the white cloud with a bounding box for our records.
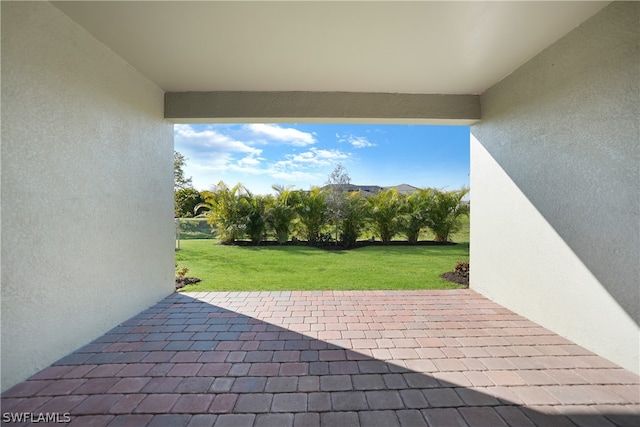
[350,136,376,148]
[267,148,351,190]
[312,148,351,162]
[235,150,266,168]
[240,158,261,167]
[274,147,350,169]
[337,133,376,148]
[175,124,350,193]
[245,123,316,146]
[191,153,234,171]
[269,170,324,183]
[174,124,269,190]
[175,124,261,155]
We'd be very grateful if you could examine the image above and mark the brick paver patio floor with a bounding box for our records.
[2,290,639,426]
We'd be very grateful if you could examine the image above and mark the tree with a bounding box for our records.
[194,181,248,244]
[174,150,192,190]
[400,188,436,244]
[174,187,203,217]
[238,191,268,244]
[266,185,298,244]
[340,191,370,248]
[295,187,328,245]
[174,151,197,216]
[325,163,351,244]
[427,187,470,242]
[369,188,403,244]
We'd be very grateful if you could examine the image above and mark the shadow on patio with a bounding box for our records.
[2,290,639,426]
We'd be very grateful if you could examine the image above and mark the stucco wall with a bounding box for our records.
[1,2,174,390]
[471,2,639,373]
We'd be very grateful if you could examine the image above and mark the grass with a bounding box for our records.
[175,215,469,292]
[176,218,215,240]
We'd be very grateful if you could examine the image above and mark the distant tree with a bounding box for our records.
[174,151,192,190]
[325,163,351,244]
[174,187,204,217]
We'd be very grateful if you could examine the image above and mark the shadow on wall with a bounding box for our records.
[1,292,637,426]
[470,2,639,327]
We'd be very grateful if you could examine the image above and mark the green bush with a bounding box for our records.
[340,192,370,248]
[400,188,436,244]
[192,180,469,245]
[369,189,403,244]
[295,187,328,246]
[427,187,470,242]
[174,187,204,217]
[266,186,298,244]
[195,182,249,244]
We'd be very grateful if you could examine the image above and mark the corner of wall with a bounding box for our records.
[1,1,175,390]
[469,2,640,373]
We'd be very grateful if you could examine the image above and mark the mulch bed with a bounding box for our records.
[175,277,201,290]
[440,271,469,287]
[224,239,456,251]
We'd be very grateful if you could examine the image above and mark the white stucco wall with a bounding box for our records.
[471,2,639,373]
[1,2,174,390]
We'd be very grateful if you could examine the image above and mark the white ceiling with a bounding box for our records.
[53,1,609,94]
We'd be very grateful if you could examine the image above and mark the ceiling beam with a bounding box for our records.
[165,91,480,125]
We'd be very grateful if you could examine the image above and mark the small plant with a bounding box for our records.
[454,261,469,277]
[175,263,201,291]
[313,231,335,247]
[440,261,469,287]
[175,263,189,278]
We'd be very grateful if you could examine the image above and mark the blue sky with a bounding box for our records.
[174,123,470,196]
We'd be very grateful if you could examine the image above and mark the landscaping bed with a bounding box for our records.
[224,239,457,250]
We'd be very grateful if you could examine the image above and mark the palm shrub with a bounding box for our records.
[194,181,248,244]
[295,187,328,245]
[428,187,470,242]
[266,185,298,244]
[340,191,370,248]
[369,188,403,244]
[238,191,268,244]
[400,188,436,244]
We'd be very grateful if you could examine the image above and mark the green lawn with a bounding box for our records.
[175,215,469,292]
[176,241,468,292]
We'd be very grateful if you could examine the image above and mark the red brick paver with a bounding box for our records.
[2,290,639,426]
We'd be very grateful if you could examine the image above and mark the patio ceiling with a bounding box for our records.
[52,1,609,95]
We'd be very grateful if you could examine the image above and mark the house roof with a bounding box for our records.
[386,184,420,193]
[52,1,608,95]
[323,184,427,195]
[322,184,382,194]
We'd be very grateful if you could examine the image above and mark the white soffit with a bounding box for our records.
[53,1,609,94]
